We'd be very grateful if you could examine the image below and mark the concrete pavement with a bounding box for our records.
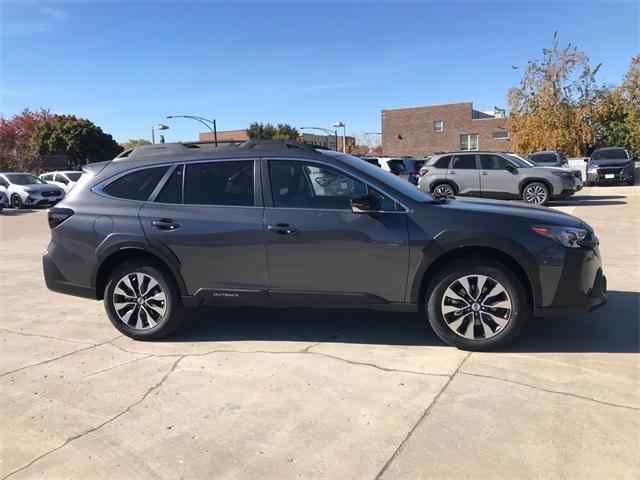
[0,185,638,479]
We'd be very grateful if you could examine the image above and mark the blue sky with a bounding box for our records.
[1,1,638,143]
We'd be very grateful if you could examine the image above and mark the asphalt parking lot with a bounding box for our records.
[1,185,638,480]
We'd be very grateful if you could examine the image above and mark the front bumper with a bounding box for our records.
[534,247,607,317]
[587,168,634,183]
[24,193,64,206]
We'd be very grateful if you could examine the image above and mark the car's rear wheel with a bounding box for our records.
[432,183,455,199]
[522,182,549,205]
[425,258,528,351]
[104,260,184,340]
[11,194,23,209]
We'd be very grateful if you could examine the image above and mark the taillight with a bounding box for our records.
[418,167,429,176]
[48,208,74,229]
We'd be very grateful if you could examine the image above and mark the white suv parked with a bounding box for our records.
[40,171,83,193]
[0,172,65,209]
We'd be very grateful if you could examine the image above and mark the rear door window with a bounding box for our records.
[155,165,183,204]
[103,166,169,201]
[185,160,254,206]
[451,154,477,169]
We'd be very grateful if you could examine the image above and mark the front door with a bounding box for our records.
[262,159,410,304]
[448,154,480,195]
[479,154,519,197]
[139,160,268,301]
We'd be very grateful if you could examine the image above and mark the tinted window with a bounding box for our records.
[0,177,9,188]
[480,154,510,170]
[530,153,557,163]
[433,156,451,168]
[592,149,629,160]
[185,161,254,206]
[54,174,68,183]
[451,155,477,169]
[155,165,183,204]
[66,172,82,181]
[42,174,53,181]
[103,166,169,201]
[269,160,397,210]
[387,160,406,174]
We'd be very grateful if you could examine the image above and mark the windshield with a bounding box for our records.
[592,149,630,160]
[318,150,433,202]
[66,172,82,181]
[6,173,46,185]
[505,154,533,168]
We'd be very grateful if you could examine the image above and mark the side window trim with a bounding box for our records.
[262,157,409,213]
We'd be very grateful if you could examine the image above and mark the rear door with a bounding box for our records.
[448,154,480,195]
[139,159,268,300]
[479,154,519,197]
[262,158,409,304]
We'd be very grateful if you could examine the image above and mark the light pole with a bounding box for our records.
[333,121,346,153]
[166,115,218,146]
[151,124,169,144]
[299,126,339,150]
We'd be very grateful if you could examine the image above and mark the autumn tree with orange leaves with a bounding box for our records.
[508,33,639,157]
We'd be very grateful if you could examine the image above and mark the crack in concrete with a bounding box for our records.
[299,319,365,352]
[0,336,122,379]
[459,371,640,411]
[80,354,153,379]
[2,356,184,480]
[373,352,472,480]
[0,328,97,346]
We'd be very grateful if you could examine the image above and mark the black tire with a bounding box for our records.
[104,259,184,340]
[521,182,549,205]
[431,182,456,199]
[425,257,528,351]
[11,194,23,209]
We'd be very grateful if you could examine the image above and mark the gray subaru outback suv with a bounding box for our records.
[43,141,606,351]
[418,151,578,205]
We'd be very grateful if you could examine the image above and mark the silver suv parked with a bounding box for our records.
[418,152,578,205]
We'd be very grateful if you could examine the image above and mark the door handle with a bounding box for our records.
[481,171,489,175]
[448,170,456,174]
[151,219,180,231]
[267,223,299,235]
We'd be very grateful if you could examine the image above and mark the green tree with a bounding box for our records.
[246,122,300,141]
[32,115,123,168]
[121,138,151,150]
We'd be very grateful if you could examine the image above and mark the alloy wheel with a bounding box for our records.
[112,272,167,330]
[524,184,548,204]
[440,274,512,340]
[433,184,454,199]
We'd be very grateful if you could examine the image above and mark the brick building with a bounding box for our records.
[381,101,510,157]
[199,130,355,151]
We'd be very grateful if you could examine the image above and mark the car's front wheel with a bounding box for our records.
[522,182,549,205]
[425,258,528,351]
[104,260,185,340]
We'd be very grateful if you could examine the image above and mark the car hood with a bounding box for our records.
[437,197,583,227]
[588,159,632,166]
[22,184,64,193]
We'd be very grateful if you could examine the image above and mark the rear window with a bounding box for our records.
[430,156,451,168]
[185,160,254,206]
[103,166,169,201]
[530,153,558,163]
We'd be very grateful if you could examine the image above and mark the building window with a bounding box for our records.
[460,134,478,151]
[492,131,509,140]
[433,120,443,132]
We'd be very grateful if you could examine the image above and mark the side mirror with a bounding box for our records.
[584,158,589,162]
[351,193,382,214]
[505,164,516,172]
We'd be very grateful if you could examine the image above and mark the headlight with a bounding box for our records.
[587,165,598,173]
[531,225,589,248]
[551,171,573,178]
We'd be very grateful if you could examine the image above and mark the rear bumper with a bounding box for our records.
[534,247,607,317]
[43,251,98,300]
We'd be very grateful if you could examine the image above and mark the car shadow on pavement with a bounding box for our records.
[170,290,638,354]
[0,208,41,216]
[549,195,627,207]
